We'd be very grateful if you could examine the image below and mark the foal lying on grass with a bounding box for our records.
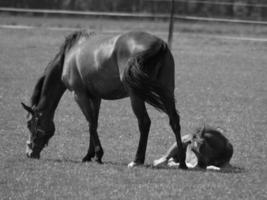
[153,126,233,170]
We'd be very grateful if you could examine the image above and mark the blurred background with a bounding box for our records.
[0,0,266,21]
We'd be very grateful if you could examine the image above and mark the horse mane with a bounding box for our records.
[31,75,45,107]
[30,30,94,107]
[60,30,94,56]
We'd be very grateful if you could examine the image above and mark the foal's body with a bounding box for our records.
[22,31,186,168]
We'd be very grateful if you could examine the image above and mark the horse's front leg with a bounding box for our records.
[74,92,103,163]
[83,131,95,162]
[128,94,151,168]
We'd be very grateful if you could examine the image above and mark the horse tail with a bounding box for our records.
[123,40,173,113]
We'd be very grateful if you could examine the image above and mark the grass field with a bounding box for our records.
[0,16,267,200]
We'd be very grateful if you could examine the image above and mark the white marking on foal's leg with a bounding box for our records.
[167,158,180,168]
[206,165,221,171]
[153,157,168,167]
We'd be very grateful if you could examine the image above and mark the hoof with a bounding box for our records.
[128,161,143,168]
[95,158,103,164]
[82,156,92,162]
[179,162,188,170]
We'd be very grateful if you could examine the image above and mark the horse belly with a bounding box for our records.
[89,75,128,100]
[78,56,128,99]
[96,84,128,100]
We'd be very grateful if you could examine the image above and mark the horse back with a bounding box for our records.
[61,31,172,99]
[62,34,124,97]
[115,31,164,74]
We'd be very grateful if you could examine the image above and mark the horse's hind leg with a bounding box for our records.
[128,94,151,168]
[74,92,103,163]
[163,93,187,169]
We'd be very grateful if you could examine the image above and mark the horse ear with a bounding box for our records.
[21,102,34,115]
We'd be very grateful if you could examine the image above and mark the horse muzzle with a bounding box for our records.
[26,152,40,159]
[26,141,40,159]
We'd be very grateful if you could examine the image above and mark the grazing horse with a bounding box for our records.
[21,30,187,168]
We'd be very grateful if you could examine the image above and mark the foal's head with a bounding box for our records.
[21,103,55,159]
[190,126,233,168]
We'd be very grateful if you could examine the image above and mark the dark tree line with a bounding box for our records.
[0,0,266,20]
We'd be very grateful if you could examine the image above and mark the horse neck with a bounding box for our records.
[33,30,90,121]
[36,63,66,121]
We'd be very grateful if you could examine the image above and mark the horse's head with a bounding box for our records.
[21,102,55,159]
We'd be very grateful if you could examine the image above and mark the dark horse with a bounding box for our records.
[21,30,187,168]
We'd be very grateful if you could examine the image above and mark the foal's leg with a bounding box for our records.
[128,94,151,168]
[164,95,187,169]
[74,93,103,163]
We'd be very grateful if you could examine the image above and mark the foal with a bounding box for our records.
[153,126,233,169]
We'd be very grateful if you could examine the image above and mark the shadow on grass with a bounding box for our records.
[101,161,245,174]
[44,157,82,164]
[38,158,245,174]
[150,164,246,174]
[215,165,246,174]
[44,158,128,166]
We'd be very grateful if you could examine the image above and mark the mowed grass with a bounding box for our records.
[0,18,267,200]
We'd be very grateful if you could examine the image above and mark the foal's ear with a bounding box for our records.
[197,124,206,136]
[216,127,225,134]
[21,102,34,115]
